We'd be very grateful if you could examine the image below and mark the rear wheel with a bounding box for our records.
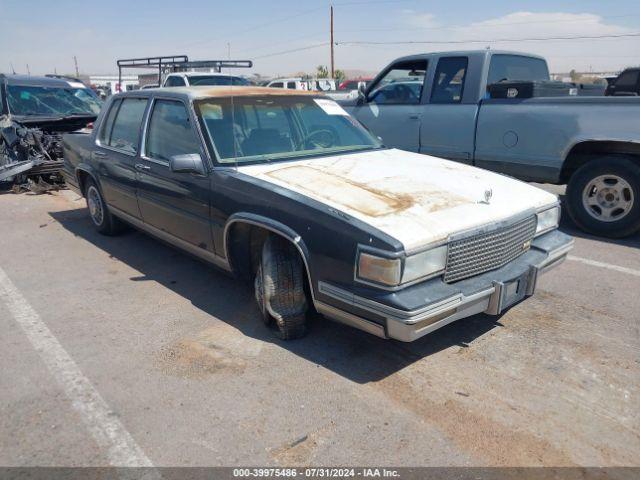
[254,236,308,340]
[567,156,640,238]
[84,179,124,235]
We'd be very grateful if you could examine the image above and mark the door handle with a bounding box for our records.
[135,163,151,171]
[408,114,421,120]
[93,150,108,157]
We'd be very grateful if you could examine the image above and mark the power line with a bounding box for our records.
[336,32,640,46]
[253,42,329,60]
[338,12,640,34]
[178,6,325,49]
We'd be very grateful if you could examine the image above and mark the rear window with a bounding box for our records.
[188,76,249,86]
[487,55,550,85]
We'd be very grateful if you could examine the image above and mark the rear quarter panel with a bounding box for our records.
[61,132,95,191]
[474,96,640,183]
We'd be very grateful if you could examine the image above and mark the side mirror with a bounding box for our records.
[357,82,367,105]
[170,153,206,175]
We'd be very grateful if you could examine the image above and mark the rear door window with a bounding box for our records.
[103,98,147,154]
[98,99,121,145]
[431,57,468,104]
[145,100,200,162]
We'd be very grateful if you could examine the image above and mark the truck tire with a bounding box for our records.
[84,179,124,236]
[254,235,308,340]
[566,155,640,238]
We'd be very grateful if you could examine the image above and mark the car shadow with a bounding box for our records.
[49,207,505,384]
[557,194,640,248]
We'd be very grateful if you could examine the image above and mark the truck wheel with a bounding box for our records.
[566,156,640,238]
[254,235,308,340]
[84,179,124,235]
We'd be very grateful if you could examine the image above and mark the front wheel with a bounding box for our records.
[254,236,309,340]
[566,156,640,238]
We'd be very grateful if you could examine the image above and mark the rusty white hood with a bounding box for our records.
[237,148,558,251]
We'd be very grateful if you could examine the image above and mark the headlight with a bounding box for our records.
[402,245,448,283]
[536,206,560,236]
[357,245,448,287]
[357,253,401,286]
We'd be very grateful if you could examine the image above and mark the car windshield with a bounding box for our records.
[195,95,382,164]
[189,76,250,86]
[6,85,102,116]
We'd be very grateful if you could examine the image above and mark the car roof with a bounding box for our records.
[1,74,85,88]
[116,85,321,101]
[392,49,547,63]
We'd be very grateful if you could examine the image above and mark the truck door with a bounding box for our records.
[419,56,476,164]
[351,59,427,152]
[93,97,147,218]
[135,97,214,252]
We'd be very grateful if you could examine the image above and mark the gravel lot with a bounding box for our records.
[0,187,638,467]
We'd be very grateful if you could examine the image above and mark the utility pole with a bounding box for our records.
[73,56,79,77]
[26,64,30,76]
[10,62,16,74]
[330,5,335,79]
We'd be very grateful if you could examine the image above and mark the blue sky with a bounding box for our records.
[1,0,639,76]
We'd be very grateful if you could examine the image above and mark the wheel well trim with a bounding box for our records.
[562,139,640,182]
[75,164,99,195]
[563,138,640,163]
[223,213,316,302]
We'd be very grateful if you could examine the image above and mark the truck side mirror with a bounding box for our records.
[357,83,367,105]
[170,153,206,175]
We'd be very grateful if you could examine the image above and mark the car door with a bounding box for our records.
[351,59,427,152]
[135,97,214,252]
[93,97,148,218]
[419,56,476,164]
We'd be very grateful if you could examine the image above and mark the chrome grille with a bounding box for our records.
[444,216,537,283]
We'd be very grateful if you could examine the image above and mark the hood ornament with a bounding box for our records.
[480,188,493,204]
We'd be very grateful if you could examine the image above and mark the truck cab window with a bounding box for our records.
[431,57,468,104]
[107,98,147,154]
[165,76,187,87]
[146,100,200,162]
[487,54,549,85]
[367,60,427,105]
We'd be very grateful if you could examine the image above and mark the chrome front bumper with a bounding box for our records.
[316,230,574,342]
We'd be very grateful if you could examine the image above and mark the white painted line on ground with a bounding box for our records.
[567,255,640,278]
[0,266,154,467]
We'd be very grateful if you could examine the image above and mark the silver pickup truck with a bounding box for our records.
[341,50,640,238]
